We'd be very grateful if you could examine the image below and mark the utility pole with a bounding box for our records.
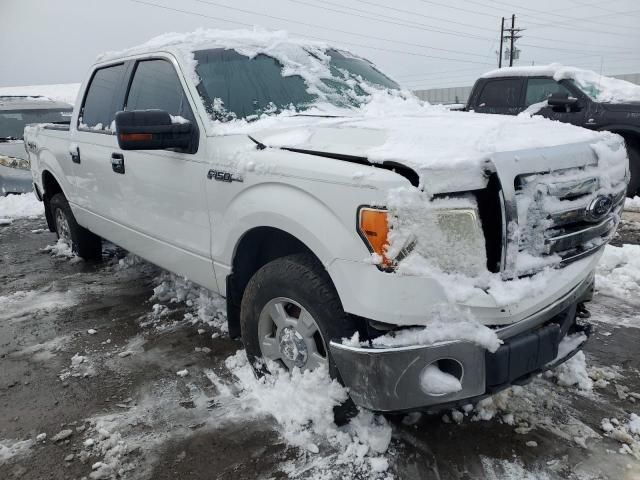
[509,14,516,66]
[498,17,504,68]
[500,14,524,68]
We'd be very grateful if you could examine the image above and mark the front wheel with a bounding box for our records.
[240,253,359,422]
[49,193,102,260]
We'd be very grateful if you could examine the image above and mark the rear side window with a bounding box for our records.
[79,63,125,132]
[477,79,523,108]
[525,78,572,106]
[125,59,195,122]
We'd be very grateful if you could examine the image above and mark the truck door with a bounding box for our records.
[524,77,587,126]
[472,78,524,115]
[71,63,128,219]
[113,57,216,291]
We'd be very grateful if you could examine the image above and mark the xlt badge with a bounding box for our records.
[207,170,244,183]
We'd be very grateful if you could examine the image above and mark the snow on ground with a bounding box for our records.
[42,238,79,260]
[146,270,227,333]
[9,335,70,362]
[0,439,34,465]
[0,289,77,323]
[0,83,81,105]
[0,192,43,224]
[596,244,640,303]
[481,457,554,480]
[627,196,640,212]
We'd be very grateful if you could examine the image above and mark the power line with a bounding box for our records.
[418,0,639,44]
[484,0,640,30]
[128,0,495,66]
[353,0,637,52]
[191,0,494,62]
[289,0,493,41]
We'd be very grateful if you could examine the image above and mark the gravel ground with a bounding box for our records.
[1,215,639,480]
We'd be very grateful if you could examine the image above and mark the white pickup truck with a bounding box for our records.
[25,30,628,414]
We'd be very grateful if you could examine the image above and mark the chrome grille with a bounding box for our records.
[513,170,625,267]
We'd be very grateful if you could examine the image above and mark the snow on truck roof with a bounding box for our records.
[481,63,640,104]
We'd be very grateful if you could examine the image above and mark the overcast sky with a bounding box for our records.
[2,0,639,90]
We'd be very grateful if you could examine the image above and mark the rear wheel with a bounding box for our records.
[240,253,360,423]
[49,193,102,260]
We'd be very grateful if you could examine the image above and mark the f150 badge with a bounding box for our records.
[207,169,244,183]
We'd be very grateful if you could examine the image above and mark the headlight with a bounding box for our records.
[360,195,488,276]
[0,155,30,171]
[425,208,487,275]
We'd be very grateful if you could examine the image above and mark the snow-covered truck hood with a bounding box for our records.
[251,110,619,194]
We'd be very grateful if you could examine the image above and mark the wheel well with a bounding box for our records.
[610,130,639,147]
[226,227,318,338]
[42,170,63,232]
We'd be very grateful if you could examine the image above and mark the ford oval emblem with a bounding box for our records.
[586,195,613,222]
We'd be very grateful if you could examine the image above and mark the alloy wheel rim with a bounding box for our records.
[257,297,329,372]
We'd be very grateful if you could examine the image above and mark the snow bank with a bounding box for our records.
[0,83,80,105]
[149,271,227,332]
[596,244,640,302]
[551,351,593,391]
[224,350,392,477]
[482,63,640,103]
[626,196,640,212]
[0,192,43,221]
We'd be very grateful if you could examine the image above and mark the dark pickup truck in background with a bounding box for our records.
[466,66,640,196]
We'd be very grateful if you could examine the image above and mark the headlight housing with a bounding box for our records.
[0,155,30,171]
[359,196,488,276]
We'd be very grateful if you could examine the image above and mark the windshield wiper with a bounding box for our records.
[0,136,20,142]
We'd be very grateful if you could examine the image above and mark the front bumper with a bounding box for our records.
[0,164,32,196]
[329,273,594,413]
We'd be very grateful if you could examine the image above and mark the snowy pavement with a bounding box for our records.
[1,204,640,479]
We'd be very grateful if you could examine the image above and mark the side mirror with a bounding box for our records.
[115,109,193,151]
[547,92,580,112]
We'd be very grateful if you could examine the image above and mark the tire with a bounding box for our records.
[627,140,640,197]
[49,193,102,260]
[240,253,359,424]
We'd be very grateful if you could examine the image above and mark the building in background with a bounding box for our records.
[414,72,640,106]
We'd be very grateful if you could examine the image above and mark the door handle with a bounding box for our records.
[70,146,81,164]
[111,153,125,174]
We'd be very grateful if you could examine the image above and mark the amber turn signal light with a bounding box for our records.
[358,208,391,266]
[118,133,153,142]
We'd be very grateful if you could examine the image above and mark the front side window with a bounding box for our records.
[79,63,125,131]
[477,79,523,108]
[125,59,195,122]
[525,78,571,106]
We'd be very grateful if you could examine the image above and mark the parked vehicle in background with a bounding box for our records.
[0,96,72,195]
[24,31,628,417]
[466,65,640,195]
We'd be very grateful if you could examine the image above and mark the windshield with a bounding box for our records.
[193,48,400,121]
[568,79,600,101]
[0,108,72,140]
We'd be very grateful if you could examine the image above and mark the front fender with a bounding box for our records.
[210,181,372,295]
